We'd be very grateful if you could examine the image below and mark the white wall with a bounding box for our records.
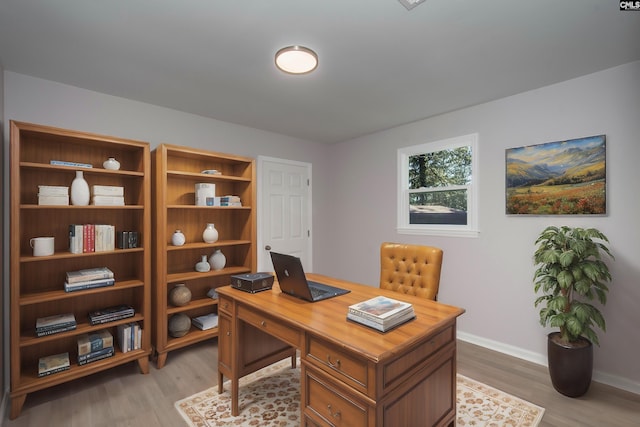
[317,61,640,393]
[3,61,639,396]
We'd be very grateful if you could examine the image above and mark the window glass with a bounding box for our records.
[398,134,478,237]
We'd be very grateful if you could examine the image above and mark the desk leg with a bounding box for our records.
[231,377,239,416]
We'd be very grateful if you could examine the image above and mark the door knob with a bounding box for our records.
[265,245,271,251]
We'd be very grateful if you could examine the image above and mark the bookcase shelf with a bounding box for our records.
[9,121,152,419]
[152,144,256,368]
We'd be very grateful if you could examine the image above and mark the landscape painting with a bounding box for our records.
[505,135,606,215]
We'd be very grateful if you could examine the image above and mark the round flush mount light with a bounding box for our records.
[275,45,318,75]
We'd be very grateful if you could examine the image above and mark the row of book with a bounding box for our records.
[69,224,116,254]
[37,324,143,377]
[347,295,416,332]
[117,322,142,353]
[64,267,115,292]
[35,304,134,338]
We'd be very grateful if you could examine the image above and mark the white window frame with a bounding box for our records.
[397,133,479,238]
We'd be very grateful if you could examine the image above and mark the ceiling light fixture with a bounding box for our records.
[275,46,318,75]
[398,0,427,10]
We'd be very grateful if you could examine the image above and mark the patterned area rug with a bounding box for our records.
[175,359,545,427]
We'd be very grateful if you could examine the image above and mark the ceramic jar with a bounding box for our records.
[195,255,211,272]
[172,230,186,246]
[169,283,192,306]
[70,170,90,206]
[168,313,191,337]
[103,157,121,170]
[209,249,226,271]
[202,223,219,243]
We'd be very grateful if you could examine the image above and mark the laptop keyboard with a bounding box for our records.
[310,286,329,299]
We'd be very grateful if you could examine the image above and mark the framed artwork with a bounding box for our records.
[505,135,606,215]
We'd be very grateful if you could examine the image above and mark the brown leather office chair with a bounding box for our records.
[380,242,443,301]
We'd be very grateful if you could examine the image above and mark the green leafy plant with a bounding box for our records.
[533,226,614,346]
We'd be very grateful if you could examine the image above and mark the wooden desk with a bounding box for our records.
[217,273,465,427]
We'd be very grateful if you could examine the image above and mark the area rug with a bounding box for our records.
[175,359,545,427]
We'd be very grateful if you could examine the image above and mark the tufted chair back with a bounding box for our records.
[380,242,443,301]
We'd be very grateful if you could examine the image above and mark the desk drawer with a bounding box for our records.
[237,305,301,347]
[218,295,234,316]
[303,364,369,427]
[306,336,369,394]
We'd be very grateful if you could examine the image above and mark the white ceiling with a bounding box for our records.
[0,0,638,144]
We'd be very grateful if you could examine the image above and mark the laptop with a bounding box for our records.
[270,252,350,302]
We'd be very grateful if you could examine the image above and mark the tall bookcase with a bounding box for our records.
[152,144,256,368]
[9,121,152,419]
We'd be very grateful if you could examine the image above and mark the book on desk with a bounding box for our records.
[347,295,415,332]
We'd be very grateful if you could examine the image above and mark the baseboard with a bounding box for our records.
[457,331,640,396]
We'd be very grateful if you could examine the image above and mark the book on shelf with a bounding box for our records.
[38,195,70,206]
[117,322,141,353]
[77,330,114,356]
[91,185,124,197]
[77,346,115,365]
[64,277,115,293]
[38,352,71,377]
[346,310,416,332]
[50,160,93,168]
[66,267,114,284]
[35,323,78,337]
[348,295,414,324]
[88,305,135,325]
[92,195,125,206]
[192,313,219,330]
[35,313,76,331]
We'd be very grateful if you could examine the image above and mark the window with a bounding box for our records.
[397,133,479,237]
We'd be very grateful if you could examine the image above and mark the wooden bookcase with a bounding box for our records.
[152,144,256,368]
[9,121,152,419]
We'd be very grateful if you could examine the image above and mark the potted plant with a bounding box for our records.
[533,225,614,397]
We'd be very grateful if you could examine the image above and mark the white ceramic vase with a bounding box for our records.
[209,249,226,271]
[70,170,90,206]
[202,223,219,243]
[195,254,211,272]
[172,230,186,246]
[103,157,121,170]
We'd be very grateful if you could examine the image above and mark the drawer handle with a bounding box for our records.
[223,302,229,309]
[261,320,267,327]
[327,355,341,369]
[226,331,231,336]
[327,404,341,419]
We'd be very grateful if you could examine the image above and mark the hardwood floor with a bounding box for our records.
[3,339,639,426]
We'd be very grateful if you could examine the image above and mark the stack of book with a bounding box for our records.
[347,296,415,332]
[35,313,77,337]
[220,195,241,206]
[77,330,115,365]
[88,304,135,325]
[69,224,116,253]
[64,267,115,292]
[192,313,219,330]
[38,352,70,377]
[38,185,69,206]
[92,185,125,206]
[117,322,142,353]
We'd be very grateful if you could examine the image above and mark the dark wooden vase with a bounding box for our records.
[547,332,593,397]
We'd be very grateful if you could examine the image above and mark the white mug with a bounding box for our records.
[30,237,55,257]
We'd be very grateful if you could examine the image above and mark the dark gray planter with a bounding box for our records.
[547,332,593,397]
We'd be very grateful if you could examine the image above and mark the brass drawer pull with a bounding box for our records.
[327,404,341,419]
[327,355,341,369]
[261,320,267,327]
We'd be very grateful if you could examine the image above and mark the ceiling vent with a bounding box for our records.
[398,0,427,10]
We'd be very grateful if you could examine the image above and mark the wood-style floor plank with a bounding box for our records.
[3,340,639,426]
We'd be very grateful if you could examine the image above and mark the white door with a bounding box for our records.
[257,156,312,272]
